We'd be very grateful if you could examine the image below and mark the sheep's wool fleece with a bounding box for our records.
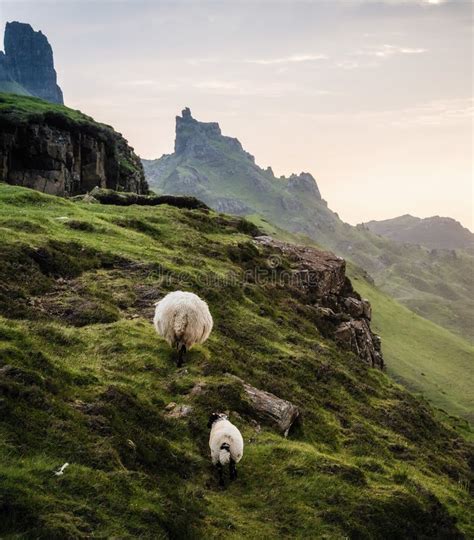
[209,419,244,465]
[153,291,213,349]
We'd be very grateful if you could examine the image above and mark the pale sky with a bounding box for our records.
[1,0,472,229]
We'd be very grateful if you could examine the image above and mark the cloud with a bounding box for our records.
[357,44,428,58]
[390,97,474,127]
[296,98,473,127]
[124,79,156,86]
[245,54,328,65]
[187,57,222,66]
[336,60,361,70]
[194,80,239,91]
[192,79,335,98]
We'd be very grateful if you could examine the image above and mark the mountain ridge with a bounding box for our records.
[362,214,473,250]
[143,108,474,343]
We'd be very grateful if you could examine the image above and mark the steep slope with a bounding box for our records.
[250,216,474,424]
[0,184,472,538]
[143,108,474,342]
[363,214,474,250]
[1,21,63,104]
[0,52,31,96]
[352,265,474,424]
[0,79,31,96]
[0,93,148,195]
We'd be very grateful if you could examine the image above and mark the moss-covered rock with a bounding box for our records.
[0,93,148,196]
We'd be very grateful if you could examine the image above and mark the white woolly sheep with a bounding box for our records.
[208,412,244,486]
[153,291,213,367]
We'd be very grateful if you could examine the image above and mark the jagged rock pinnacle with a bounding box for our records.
[182,107,192,119]
[2,21,64,104]
[174,107,223,154]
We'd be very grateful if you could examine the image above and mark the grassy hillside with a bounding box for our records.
[0,92,97,126]
[0,184,472,538]
[0,82,31,96]
[352,267,474,425]
[251,216,474,425]
[143,109,474,343]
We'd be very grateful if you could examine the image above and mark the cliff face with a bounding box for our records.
[2,22,63,104]
[0,94,147,196]
[255,236,383,369]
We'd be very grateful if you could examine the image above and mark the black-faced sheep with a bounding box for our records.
[208,412,244,487]
[153,291,213,367]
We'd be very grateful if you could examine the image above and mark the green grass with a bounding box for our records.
[0,92,96,126]
[352,265,474,425]
[0,185,472,538]
[0,82,32,96]
[252,216,474,425]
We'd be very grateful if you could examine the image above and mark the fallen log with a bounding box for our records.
[230,375,300,437]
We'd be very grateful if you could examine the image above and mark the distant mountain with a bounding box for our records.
[145,107,327,217]
[0,21,63,104]
[362,214,473,250]
[143,108,474,342]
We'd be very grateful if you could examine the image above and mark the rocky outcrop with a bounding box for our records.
[175,107,245,160]
[0,95,148,196]
[287,172,321,200]
[213,197,251,215]
[254,236,384,369]
[2,22,63,104]
[87,188,209,209]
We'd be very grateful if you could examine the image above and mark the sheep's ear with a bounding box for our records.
[207,412,218,428]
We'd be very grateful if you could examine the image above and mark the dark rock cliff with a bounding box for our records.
[255,236,384,369]
[0,94,148,196]
[2,22,63,104]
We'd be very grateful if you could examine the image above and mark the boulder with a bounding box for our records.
[165,403,193,419]
[335,320,383,369]
[255,236,346,298]
[253,236,384,369]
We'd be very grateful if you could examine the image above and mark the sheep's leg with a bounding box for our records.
[216,463,225,487]
[229,459,237,481]
[177,344,186,367]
